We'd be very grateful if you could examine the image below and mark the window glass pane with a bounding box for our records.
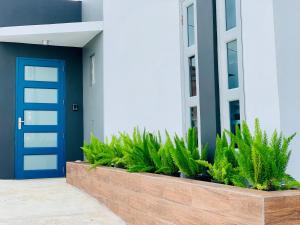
[90,54,96,86]
[25,66,58,82]
[227,40,239,89]
[187,4,195,47]
[24,111,58,126]
[189,56,197,96]
[225,0,236,30]
[24,133,57,148]
[229,100,240,134]
[190,106,198,144]
[190,106,198,129]
[24,88,58,104]
[24,155,57,170]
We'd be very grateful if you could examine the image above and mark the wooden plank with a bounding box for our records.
[265,195,300,225]
[66,162,300,225]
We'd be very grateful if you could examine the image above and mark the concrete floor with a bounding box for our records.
[0,178,126,225]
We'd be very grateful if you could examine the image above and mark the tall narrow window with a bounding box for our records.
[229,100,240,134]
[225,0,236,30]
[217,0,244,133]
[189,56,197,96]
[182,0,200,144]
[90,54,96,86]
[187,4,195,47]
[227,40,239,89]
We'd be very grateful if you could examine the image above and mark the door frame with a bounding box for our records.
[15,57,66,179]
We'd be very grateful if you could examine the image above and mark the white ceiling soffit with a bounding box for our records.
[0,21,103,48]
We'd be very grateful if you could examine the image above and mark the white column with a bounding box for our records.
[241,0,281,133]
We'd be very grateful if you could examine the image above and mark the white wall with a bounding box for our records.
[102,0,183,137]
[241,0,299,180]
[241,0,281,133]
[273,0,300,180]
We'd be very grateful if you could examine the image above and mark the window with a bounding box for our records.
[227,40,239,89]
[187,4,195,47]
[229,100,240,133]
[216,0,245,132]
[189,56,197,96]
[90,54,96,86]
[25,66,58,82]
[225,0,236,30]
[181,0,200,144]
[190,106,198,129]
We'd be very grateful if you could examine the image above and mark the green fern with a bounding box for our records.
[148,132,178,175]
[81,134,125,168]
[170,128,209,178]
[233,119,300,190]
[206,132,239,185]
[121,128,156,173]
[81,123,300,191]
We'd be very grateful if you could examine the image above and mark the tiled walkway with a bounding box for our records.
[0,178,125,225]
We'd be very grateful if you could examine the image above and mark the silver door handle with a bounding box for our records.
[18,117,25,130]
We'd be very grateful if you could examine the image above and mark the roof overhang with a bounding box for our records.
[0,21,103,48]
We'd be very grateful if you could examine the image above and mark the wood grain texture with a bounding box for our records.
[66,162,300,225]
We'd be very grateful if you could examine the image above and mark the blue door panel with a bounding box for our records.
[15,57,66,179]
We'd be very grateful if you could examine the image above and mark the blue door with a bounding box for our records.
[15,58,65,179]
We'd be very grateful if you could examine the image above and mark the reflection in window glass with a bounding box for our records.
[229,100,240,134]
[90,54,96,86]
[24,155,57,170]
[24,88,58,104]
[225,0,236,30]
[24,110,58,126]
[24,133,58,148]
[189,56,197,96]
[190,106,198,129]
[25,66,58,82]
[227,40,239,89]
[190,106,198,144]
[187,4,195,47]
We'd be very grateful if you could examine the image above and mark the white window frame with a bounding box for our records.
[216,0,245,132]
[180,0,201,143]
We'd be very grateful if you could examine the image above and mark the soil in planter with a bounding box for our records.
[180,173,211,182]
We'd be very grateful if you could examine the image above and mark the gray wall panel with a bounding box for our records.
[0,43,83,179]
[0,0,81,27]
[83,34,104,142]
[197,0,220,160]
[82,0,103,21]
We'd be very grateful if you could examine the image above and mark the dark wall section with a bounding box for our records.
[0,0,82,179]
[0,0,81,27]
[196,0,220,160]
[0,43,83,179]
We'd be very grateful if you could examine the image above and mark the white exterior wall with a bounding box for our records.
[240,0,281,134]
[80,0,300,179]
[102,0,183,137]
[241,0,299,180]
[273,0,300,180]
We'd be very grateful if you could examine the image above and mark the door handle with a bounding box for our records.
[18,117,25,130]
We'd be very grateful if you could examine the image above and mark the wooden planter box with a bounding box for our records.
[66,162,300,225]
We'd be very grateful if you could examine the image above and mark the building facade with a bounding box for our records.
[0,0,299,180]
